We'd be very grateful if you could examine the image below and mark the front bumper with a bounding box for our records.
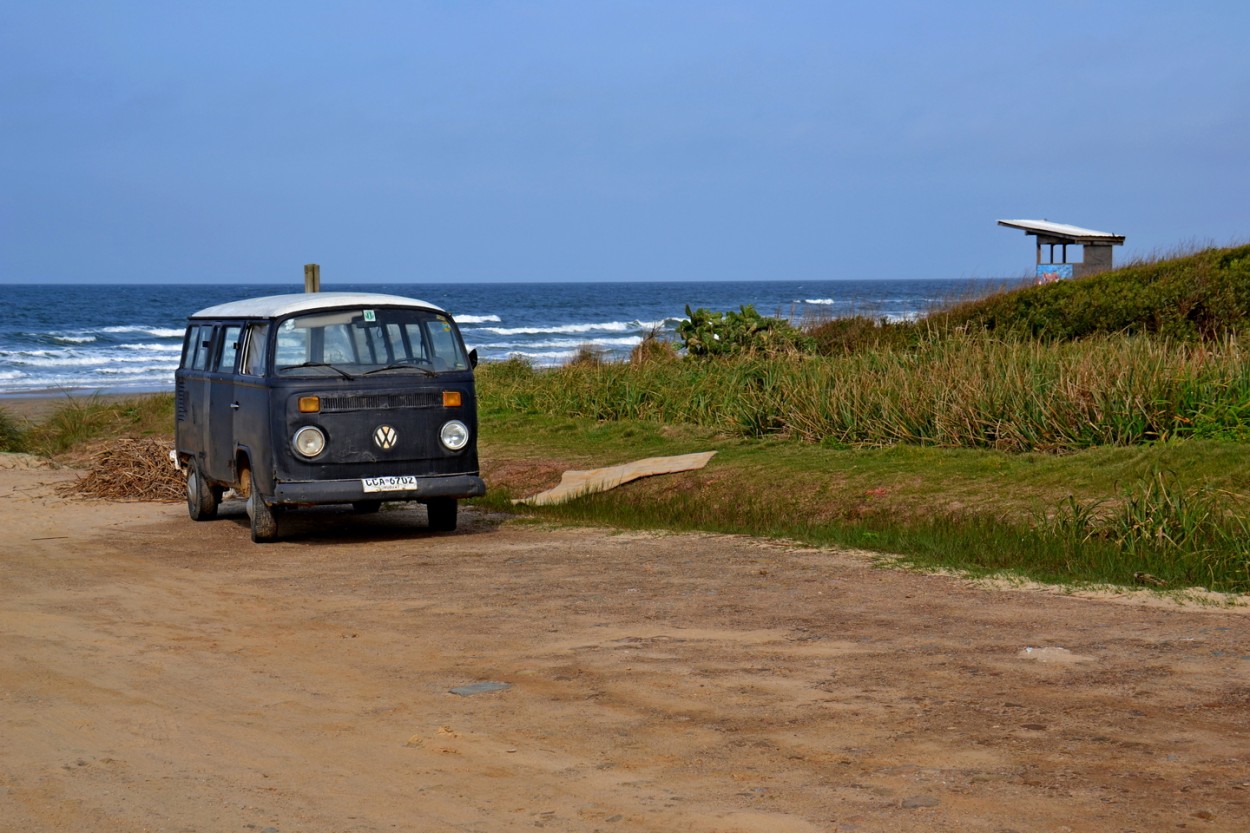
[272,473,486,506]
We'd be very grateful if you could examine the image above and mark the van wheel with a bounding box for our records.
[246,469,281,543]
[427,498,457,532]
[186,459,219,521]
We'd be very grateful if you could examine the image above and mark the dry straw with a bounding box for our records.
[61,438,184,502]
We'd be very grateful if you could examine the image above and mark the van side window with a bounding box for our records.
[323,325,355,364]
[351,324,383,364]
[190,325,213,371]
[425,319,466,370]
[385,324,410,361]
[394,323,420,362]
[275,320,306,367]
[181,325,199,369]
[217,326,242,372]
[241,324,269,376]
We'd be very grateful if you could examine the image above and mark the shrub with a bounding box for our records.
[677,304,814,357]
[630,331,679,366]
[568,344,607,367]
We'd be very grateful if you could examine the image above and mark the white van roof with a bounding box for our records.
[189,292,447,320]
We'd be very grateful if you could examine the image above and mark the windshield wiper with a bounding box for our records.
[277,361,356,380]
[363,359,437,377]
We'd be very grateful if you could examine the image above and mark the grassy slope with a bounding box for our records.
[937,243,1250,341]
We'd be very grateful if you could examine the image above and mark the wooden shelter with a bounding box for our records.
[997,219,1125,280]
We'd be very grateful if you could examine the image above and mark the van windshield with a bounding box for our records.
[273,308,469,377]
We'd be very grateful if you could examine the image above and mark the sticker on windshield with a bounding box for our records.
[363,310,376,322]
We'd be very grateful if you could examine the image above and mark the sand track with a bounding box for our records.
[1,461,1248,832]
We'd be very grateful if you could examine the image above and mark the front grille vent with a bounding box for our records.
[319,391,442,413]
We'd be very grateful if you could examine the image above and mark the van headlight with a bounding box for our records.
[293,426,327,458]
[439,420,470,451]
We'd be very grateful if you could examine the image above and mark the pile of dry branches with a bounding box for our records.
[60,438,184,502]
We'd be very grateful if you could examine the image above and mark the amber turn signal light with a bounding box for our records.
[298,396,321,413]
[442,390,462,407]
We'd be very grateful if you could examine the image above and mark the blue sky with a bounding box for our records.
[2,1,1247,284]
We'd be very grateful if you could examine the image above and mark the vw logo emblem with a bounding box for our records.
[373,425,398,450]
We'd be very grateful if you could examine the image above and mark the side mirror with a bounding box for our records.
[469,348,479,369]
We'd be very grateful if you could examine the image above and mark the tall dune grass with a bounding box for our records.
[478,332,1250,452]
[0,407,25,453]
[20,393,176,456]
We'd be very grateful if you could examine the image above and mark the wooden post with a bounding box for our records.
[304,263,320,293]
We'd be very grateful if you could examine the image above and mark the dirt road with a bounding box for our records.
[2,457,1248,832]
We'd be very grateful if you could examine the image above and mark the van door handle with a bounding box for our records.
[230,402,240,410]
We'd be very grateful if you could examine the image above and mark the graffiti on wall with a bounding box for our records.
[1036,263,1074,284]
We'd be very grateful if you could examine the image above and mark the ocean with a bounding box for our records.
[0,279,1021,396]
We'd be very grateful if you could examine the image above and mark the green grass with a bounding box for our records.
[478,411,1250,594]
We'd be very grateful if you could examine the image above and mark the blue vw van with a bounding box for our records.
[174,292,485,542]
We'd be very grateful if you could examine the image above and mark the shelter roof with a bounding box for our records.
[997,219,1125,245]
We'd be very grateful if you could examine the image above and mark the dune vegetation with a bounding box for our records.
[477,244,1250,594]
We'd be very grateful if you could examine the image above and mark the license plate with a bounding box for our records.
[361,475,419,494]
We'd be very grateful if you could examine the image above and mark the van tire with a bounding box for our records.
[186,459,219,521]
[427,498,457,532]
[247,469,280,543]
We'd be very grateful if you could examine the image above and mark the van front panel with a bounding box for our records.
[267,377,481,495]
[178,295,486,513]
